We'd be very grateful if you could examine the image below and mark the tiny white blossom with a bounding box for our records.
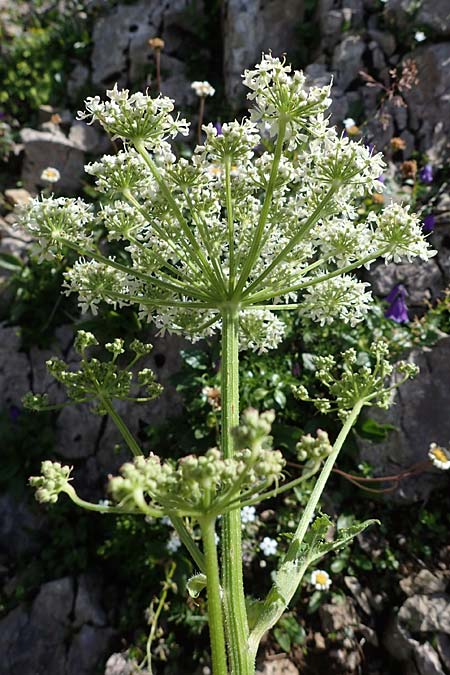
[40,167,61,183]
[260,536,278,556]
[414,31,426,42]
[428,443,450,470]
[191,80,215,97]
[311,569,332,591]
[343,117,356,129]
[166,532,182,553]
[241,505,257,524]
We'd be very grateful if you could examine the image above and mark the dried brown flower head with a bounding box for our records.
[390,137,406,152]
[401,160,417,179]
[149,37,165,50]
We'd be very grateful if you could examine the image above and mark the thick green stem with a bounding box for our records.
[220,307,252,675]
[248,400,364,659]
[200,517,229,675]
[99,395,142,456]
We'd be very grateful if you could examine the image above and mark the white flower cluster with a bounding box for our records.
[77,84,189,146]
[302,276,372,327]
[191,80,215,97]
[19,54,435,351]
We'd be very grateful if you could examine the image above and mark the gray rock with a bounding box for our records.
[223,0,306,106]
[20,127,85,194]
[4,188,32,208]
[0,494,45,557]
[400,570,447,597]
[0,324,30,408]
[0,215,32,258]
[0,576,114,675]
[255,657,299,675]
[368,29,396,57]
[319,10,344,52]
[332,34,365,90]
[67,63,90,101]
[73,574,107,628]
[385,613,445,675]
[320,598,358,632]
[436,633,450,671]
[91,0,196,105]
[414,642,446,675]
[403,44,450,160]
[67,624,116,675]
[68,120,109,155]
[388,0,450,38]
[356,338,450,501]
[399,594,450,634]
[344,576,372,615]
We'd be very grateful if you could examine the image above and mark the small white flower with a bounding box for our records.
[40,167,61,183]
[241,505,257,524]
[414,31,426,42]
[428,443,450,470]
[161,515,172,526]
[191,80,215,97]
[166,533,182,553]
[259,559,267,568]
[215,532,220,545]
[260,536,278,556]
[343,117,356,129]
[97,499,110,507]
[311,569,332,591]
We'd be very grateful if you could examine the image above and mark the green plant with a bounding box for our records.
[21,54,433,675]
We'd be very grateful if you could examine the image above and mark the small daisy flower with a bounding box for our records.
[428,443,450,470]
[41,167,61,183]
[241,505,257,524]
[260,536,278,556]
[311,569,332,591]
[414,31,426,42]
[148,37,165,50]
[191,81,215,98]
[343,118,356,129]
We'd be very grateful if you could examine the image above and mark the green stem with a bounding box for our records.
[225,156,235,291]
[233,116,287,298]
[99,395,142,456]
[200,517,228,675]
[170,515,206,574]
[220,307,252,675]
[248,400,364,659]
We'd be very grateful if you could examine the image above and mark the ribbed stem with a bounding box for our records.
[200,517,228,675]
[220,307,252,675]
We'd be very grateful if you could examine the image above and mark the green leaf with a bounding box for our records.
[358,417,396,441]
[307,590,324,614]
[305,515,379,565]
[186,573,207,598]
[273,388,286,409]
[274,628,291,653]
[0,252,24,271]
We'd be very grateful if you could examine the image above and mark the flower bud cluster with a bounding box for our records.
[77,84,189,146]
[23,331,161,415]
[85,151,153,197]
[293,341,419,418]
[296,429,333,466]
[197,120,260,163]
[29,461,73,504]
[108,443,285,517]
[232,408,275,450]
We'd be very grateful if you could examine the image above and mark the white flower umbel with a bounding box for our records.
[428,443,450,470]
[310,569,331,591]
[302,275,372,326]
[191,80,215,97]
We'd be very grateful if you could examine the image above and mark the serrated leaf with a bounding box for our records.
[186,573,207,598]
[307,517,379,565]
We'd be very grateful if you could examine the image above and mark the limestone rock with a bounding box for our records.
[223,0,306,106]
[0,324,30,408]
[255,657,299,675]
[4,188,32,208]
[0,493,46,558]
[399,594,450,634]
[388,0,450,38]
[332,34,365,90]
[320,598,358,633]
[356,338,450,501]
[0,576,115,675]
[20,127,85,194]
[403,44,450,160]
[91,0,197,105]
[400,570,447,597]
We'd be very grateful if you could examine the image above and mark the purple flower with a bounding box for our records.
[423,214,436,233]
[214,122,223,136]
[377,174,385,183]
[9,405,21,421]
[291,362,301,377]
[419,164,433,184]
[384,284,409,323]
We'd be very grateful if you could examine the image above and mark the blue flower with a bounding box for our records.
[214,122,223,136]
[419,164,433,184]
[423,214,435,233]
[384,284,409,323]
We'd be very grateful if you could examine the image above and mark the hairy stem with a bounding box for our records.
[200,517,229,675]
[221,307,252,675]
